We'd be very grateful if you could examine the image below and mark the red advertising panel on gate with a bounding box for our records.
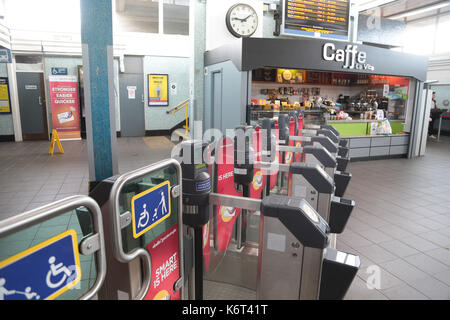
[287,117,296,196]
[284,117,296,165]
[251,126,265,201]
[270,121,279,190]
[49,75,81,140]
[145,224,181,300]
[295,115,304,163]
[216,137,242,252]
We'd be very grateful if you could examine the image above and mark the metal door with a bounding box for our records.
[119,57,145,137]
[17,72,48,140]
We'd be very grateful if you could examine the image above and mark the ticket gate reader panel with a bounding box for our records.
[0,195,106,300]
[320,248,360,300]
[329,196,355,234]
[334,171,352,198]
[337,156,350,172]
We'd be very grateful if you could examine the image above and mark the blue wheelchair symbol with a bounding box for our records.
[0,230,81,300]
[131,181,171,238]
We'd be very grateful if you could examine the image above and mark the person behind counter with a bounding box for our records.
[429,91,439,139]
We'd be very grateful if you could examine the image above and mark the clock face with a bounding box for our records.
[226,4,258,38]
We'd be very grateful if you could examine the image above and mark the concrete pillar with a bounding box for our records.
[80,0,118,187]
[189,0,206,139]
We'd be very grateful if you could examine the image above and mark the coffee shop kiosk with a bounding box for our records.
[203,37,429,160]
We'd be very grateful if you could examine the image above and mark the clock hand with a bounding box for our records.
[232,17,245,22]
[242,14,254,22]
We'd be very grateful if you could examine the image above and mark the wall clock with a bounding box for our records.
[225,3,258,38]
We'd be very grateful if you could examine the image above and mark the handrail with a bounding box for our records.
[166,98,190,133]
[166,98,190,114]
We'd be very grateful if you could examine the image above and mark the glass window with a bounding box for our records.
[5,0,81,32]
[114,0,159,34]
[163,0,189,35]
[403,20,436,56]
[435,18,450,54]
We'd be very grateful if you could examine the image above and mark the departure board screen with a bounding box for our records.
[283,0,350,40]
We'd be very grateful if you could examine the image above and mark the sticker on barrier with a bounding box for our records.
[0,230,81,300]
[131,181,171,239]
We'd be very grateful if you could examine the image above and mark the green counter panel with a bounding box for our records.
[329,121,404,136]
[390,122,404,134]
[328,122,368,137]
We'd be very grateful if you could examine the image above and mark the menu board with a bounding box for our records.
[283,0,350,40]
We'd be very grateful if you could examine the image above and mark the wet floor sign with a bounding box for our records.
[131,181,171,239]
[0,230,81,300]
[49,129,64,155]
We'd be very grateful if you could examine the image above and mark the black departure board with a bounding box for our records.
[283,0,350,39]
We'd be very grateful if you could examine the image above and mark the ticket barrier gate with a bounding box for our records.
[261,118,355,233]
[281,114,353,210]
[89,159,185,300]
[304,123,350,173]
[0,196,106,300]
[177,140,359,300]
[271,114,352,197]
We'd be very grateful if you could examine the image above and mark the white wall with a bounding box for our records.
[426,53,450,85]
[206,0,263,51]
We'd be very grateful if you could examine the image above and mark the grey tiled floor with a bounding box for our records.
[341,136,450,300]
[0,137,174,220]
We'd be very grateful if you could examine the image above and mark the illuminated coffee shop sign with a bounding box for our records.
[322,43,375,72]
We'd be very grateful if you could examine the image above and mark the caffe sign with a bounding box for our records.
[322,43,375,71]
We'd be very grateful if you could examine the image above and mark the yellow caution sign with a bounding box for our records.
[49,129,64,155]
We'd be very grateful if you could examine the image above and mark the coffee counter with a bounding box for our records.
[327,120,409,161]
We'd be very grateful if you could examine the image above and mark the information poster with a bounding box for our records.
[145,224,181,300]
[0,78,11,113]
[148,74,169,106]
[49,75,81,140]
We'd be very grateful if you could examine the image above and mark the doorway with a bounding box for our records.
[119,56,145,137]
[16,72,48,140]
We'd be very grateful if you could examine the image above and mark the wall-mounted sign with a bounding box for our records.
[0,49,12,63]
[322,43,375,71]
[49,75,81,140]
[51,67,68,76]
[127,86,136,100]
[170,82,177,95]
[131,180,171,239]
[0,78,11,113]
[282,0,350,41]
[148,74,169,107]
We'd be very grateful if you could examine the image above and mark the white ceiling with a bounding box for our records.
[359,0,450,23]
